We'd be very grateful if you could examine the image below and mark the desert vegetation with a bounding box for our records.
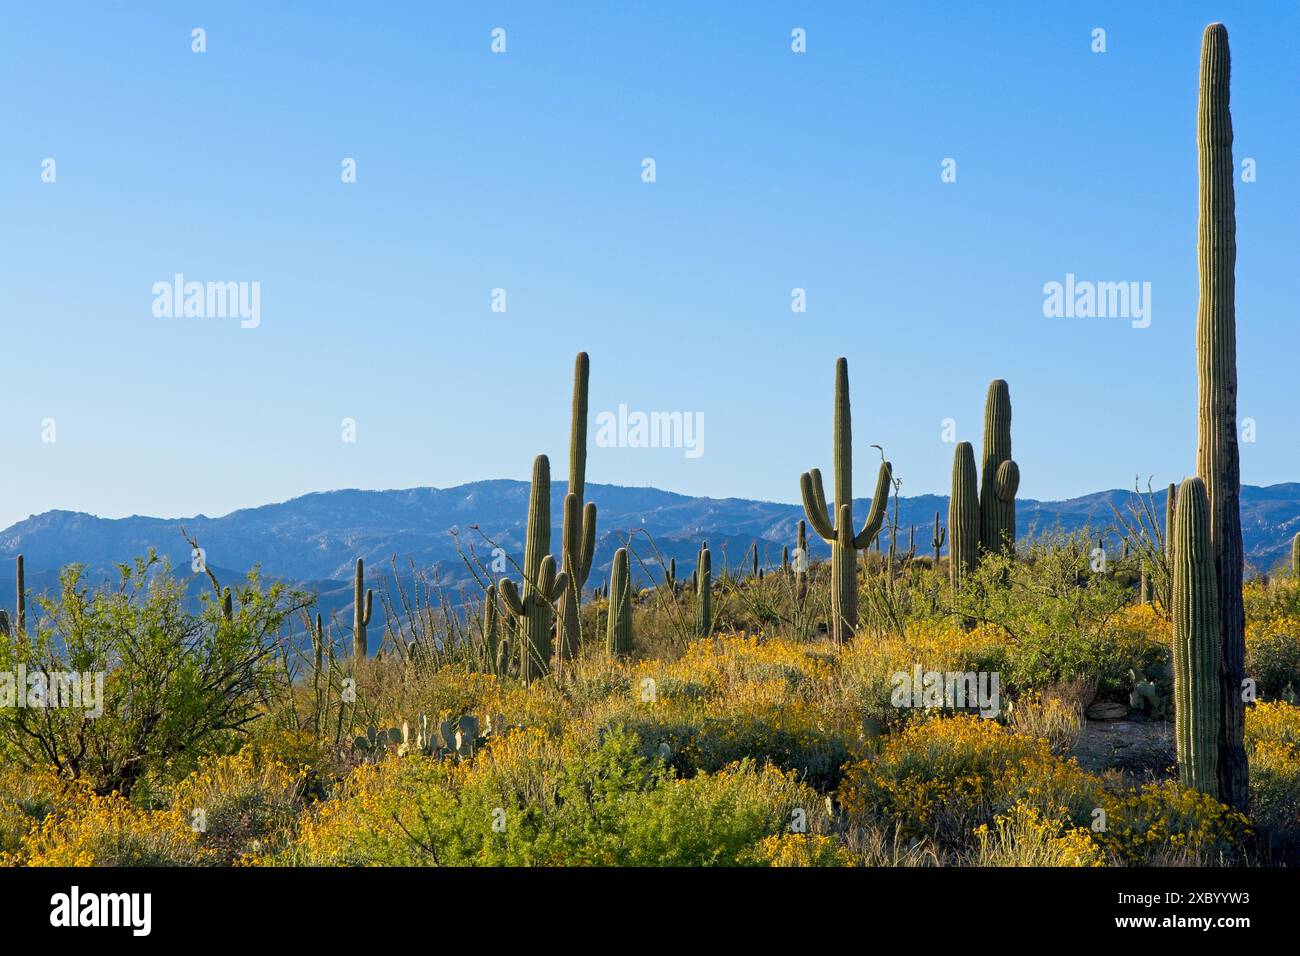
[1,23,1296,868]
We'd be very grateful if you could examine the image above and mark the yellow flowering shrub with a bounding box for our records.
[1244,701,1300,851]
[1094,781,1250,865]
[971,803,1105,867]
[1246,620,1300,700]
[284,724,832,867]
[589,689,859,790]
[0,765,94,859]
[837,715,1103,846]
[169,748,308,863]
[833,623,1006,726]
[16,790,208,867]
[1247,699,1300,749]
[285,755,458,866]
[745,833,857,867]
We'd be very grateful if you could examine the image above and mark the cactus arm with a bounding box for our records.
[995,460,1020,502]
[561,492,581,585]
[568,352,589,502]
[498,578,525,616]
[362,589,373,626]
[852,460,893,549]
[578,502,597,584]
[536,554,558,603]
[800,469,836,542]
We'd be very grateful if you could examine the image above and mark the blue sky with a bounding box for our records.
[2,2,1296,529]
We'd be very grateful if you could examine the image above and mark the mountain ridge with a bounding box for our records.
[4,481,1299,612]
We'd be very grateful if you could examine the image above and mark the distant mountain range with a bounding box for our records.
[3,481,1299,627]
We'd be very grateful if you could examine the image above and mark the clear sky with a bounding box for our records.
[2,2,1296,529]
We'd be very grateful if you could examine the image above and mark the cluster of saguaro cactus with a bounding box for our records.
[948,381,1019,588]
[799,358,891,645]
[696,541,713,636]
[1171,477,1222,796]
[662,557,676,591]
[498,455,569,685]
[352,557,373,659]
[557,352,598,665]
[607,547,632,657]
[1194,23,1247,810]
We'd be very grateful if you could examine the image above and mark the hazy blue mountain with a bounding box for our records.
[3,481,1298,626]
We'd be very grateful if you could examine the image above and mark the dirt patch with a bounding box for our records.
[1068,716,1176,782]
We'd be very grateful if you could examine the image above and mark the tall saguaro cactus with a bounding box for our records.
[499,455,569,685]
[606,547,633,657]
[949,443,980,589]
[15,555,25,636]
[1195,23,1247,810]
[799,358,891,645]
[696,542,713,636]
[1292,533,1300,577]
[1172,477,1222,797]
[352,558,373,659]
[557,352,598,664]
[979,380,1019,556]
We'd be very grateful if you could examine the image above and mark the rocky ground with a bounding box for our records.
[1070,708,1176,782]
